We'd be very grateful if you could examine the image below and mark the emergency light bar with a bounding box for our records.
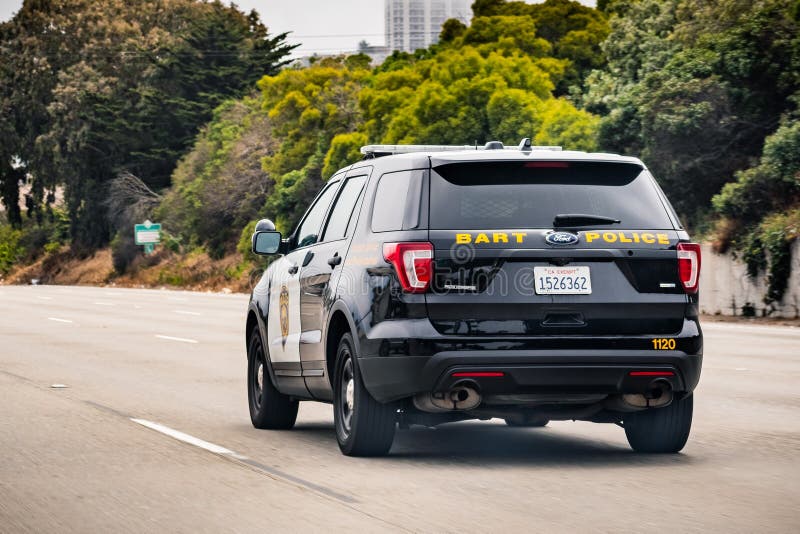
[360,138,563,157]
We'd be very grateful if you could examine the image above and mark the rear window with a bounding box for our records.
[430,161,673,230]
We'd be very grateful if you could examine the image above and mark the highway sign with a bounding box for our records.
[134,220,161,245]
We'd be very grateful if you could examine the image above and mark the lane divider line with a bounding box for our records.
[47,317,74,323]
[94,301,114,306]
[703,322,800,336]
[129,418,362,507]
[173,310,202,316]
[155,334,199,344]
[37,296,53,300]
[131,419,235,455]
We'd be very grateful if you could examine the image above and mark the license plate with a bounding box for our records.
[534,266,592,295]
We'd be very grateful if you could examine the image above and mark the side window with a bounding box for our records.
[294,182,340,249]
[322,175,366,242]
[371,170,424,232]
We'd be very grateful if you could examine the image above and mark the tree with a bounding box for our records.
[258,57,371,232]
[153,5,603,256]
[588,0,799,222]
[469,0,609,94]
[0,0,295,249]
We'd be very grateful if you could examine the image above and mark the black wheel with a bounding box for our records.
[624,394,693,453]
[333,333,396,456]
[504,418,549,428]
[247,327,298,429]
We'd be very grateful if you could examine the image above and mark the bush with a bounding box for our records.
[157,98,276,258]
[0,225,23,274]
[0,208,70,274]
[110,232,140,274]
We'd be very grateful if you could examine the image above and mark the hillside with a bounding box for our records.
[1,0,798,308]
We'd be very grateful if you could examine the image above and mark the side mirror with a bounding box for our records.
[251,219,282,255]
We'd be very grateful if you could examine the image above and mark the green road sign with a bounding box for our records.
[134,220,161,246]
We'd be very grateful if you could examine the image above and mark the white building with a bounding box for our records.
[385,0,473,53]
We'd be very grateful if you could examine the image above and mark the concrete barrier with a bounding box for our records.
[700,241,800,318]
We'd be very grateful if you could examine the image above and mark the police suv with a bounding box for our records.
[245,139,702,457]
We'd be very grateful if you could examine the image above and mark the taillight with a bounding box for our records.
[677,243,701,293]
[382,242,433,293]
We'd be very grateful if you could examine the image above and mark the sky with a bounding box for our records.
[0,0,596,58]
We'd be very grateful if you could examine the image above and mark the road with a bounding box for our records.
[0,285,798,533]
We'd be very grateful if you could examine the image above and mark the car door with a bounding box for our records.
[267,179,341,396]
[299,170,370,400]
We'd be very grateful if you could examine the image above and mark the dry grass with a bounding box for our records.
[710,217,741,254]
[2,247,260,294]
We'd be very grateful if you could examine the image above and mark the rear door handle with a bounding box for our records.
[327,253,342,268]
[288,264,299,275]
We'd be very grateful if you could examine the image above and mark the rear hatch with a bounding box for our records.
[426,159,687,336]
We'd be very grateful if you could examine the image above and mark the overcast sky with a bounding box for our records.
[0,0,596,57]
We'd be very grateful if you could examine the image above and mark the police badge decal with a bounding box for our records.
[279,285,289,346]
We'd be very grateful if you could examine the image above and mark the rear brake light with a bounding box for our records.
[677,243,701,293]
[383,242,433,293]
[525,161,569,168]
[629,371,675,377]
[452,372,505,378]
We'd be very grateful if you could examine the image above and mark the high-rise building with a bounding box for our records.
[385,0,472,53]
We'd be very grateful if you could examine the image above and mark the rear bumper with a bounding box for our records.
[360,350,701,403]
[357,320,703,403]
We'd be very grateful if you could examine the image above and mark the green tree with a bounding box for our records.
[0,0,295,250]
[155,5,603,256]
[588,0,799,222]
[469,0,609,94]
[259,57,371,232]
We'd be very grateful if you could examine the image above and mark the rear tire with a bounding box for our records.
[247,327,298,430]
[624,394,693,453]
[333,333,396,456]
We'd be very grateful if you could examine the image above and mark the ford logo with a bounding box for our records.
[545,232,579,246]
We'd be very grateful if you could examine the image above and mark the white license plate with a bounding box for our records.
[534,266,592,295]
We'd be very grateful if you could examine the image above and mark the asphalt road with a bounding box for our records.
[1,285,798,533]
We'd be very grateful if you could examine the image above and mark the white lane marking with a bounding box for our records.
[173,310,201,316]
[128,419,357,505]
[168,297,188,302]
[134,305,142,309]
[703,322,800,336]
[155,334,198,344]
[47,317,73,324]
[37,296,53,300]
[735,367,749,371]
[94,301,114,306]
[130,419,234,455]
[104,292,121,296]
[50,384,69,389]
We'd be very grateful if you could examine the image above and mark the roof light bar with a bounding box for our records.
[360,141,563,157]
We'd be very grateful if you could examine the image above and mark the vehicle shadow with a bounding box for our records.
[291,421,697,467]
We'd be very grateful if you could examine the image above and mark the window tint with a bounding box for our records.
[322,175,366,242]
[295,182,339,248]
[371,170,424,232]
[430,162,673,230]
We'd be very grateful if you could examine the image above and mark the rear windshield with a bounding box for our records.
[430,161,673,230]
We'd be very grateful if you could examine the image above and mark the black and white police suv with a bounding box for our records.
[245,139,702,457]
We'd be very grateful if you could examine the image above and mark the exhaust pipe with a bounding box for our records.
[413,383,481,413]
[622,379,674,409]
